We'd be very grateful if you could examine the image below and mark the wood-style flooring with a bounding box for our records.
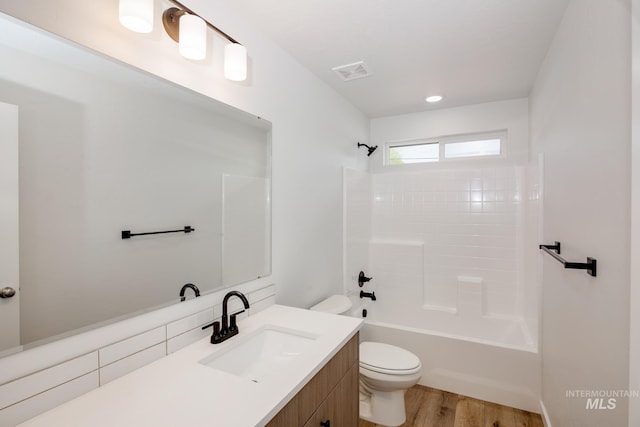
[359,385,544,427]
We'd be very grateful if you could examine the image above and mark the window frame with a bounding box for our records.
[383,130,507,167]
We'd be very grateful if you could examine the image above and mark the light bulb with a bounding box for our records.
[119,0,154,34]
[224,43,247,81]
[179,14,207,60]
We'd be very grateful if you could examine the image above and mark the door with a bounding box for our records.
[0,101,20,353]
[303,364,359,427]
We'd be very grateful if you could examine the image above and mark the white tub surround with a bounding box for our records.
[18,305,362,427]
[343,153,542,412]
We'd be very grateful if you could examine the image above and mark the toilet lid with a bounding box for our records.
[309,295,352,314]
[360,342,421,374]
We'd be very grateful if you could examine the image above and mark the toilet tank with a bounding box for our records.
[309,295,352,315]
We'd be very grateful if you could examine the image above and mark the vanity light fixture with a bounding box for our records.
[119,0,154,33]
[177,12,207,60]
[119,0,248,81]
[224,43,248,81]
[426,95,443,103]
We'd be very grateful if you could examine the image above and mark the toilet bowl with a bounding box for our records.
[359,341,422,426]
[310,295,422,427]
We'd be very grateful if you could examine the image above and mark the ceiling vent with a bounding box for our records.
[332,61,372,81]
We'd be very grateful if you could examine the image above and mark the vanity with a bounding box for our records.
[17,305,362,427]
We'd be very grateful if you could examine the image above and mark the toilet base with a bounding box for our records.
[359,388,407,427]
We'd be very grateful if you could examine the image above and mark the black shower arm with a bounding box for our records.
[357,142,378,156]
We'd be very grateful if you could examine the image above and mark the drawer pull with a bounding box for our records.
[320,421,330,427]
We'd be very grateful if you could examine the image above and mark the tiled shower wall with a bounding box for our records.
[345,165,539,322]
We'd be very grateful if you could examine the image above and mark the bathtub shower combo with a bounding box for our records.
[343,165,542,413]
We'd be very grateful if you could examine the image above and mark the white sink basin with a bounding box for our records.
[198,325,318,382]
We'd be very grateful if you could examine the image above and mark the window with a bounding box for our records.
[385,131,506,166]
[389,142,438,164]
[444,138,501,159]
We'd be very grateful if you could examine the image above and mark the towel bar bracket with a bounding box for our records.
[539,241,561,254]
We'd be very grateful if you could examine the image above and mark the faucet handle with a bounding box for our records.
[229,310,245,333]
[208,321,222,344]
[201,320,217,330]
[358,271,372,287]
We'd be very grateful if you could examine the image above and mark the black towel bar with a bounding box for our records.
[122,226,194,239]
[539,241,597,277]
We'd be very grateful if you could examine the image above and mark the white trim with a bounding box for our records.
[539,399,552,427]
[630,0,640,425]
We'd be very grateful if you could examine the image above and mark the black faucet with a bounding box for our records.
[179,283,200,302]
[360,290,376,301]
[209,290,250,344]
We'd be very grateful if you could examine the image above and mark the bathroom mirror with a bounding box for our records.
[0,14,271,355]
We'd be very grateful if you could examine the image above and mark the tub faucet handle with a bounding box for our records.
[358,271,372,287]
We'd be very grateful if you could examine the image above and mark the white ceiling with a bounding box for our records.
[221,0,570,118]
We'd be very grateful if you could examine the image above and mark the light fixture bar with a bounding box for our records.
[167,0,240,45]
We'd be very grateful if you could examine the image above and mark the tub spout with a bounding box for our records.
[360,290,376,301]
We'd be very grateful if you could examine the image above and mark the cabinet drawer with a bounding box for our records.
[303,362,359,427]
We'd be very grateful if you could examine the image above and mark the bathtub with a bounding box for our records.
[353,296,541,413]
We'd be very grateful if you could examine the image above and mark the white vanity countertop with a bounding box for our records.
[19,305,363,427]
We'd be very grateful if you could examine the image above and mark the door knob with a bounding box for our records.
[0,287,16,298]
[320,420,330,427]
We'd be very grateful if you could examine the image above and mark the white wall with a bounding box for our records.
[0,0,369,311]
[530,0,631,426]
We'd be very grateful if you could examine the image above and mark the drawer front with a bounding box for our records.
[304,362,359,427]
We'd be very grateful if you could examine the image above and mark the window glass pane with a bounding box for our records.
[389,143,439,164]
[444,138,501,159]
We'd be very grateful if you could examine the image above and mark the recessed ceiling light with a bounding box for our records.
[426,95,443,103]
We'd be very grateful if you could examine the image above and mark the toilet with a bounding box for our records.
[359,341,422,426]
[310,295,422,427]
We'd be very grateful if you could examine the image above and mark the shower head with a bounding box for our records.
[357,142,378,156]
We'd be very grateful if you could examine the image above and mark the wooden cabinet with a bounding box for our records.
[303,363,358,427]
[266,333,359,427]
